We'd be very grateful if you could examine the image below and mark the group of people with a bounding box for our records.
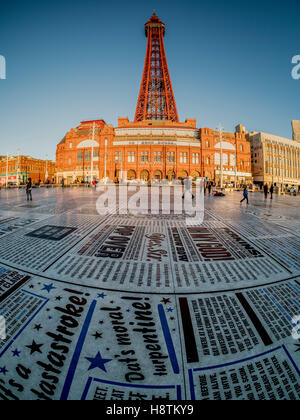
[205,181,214,195]
[263,184,274,200]
[240,183,275,205]
[23,178,292,205]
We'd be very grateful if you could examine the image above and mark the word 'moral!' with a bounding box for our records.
[292,55,300,80]
[0,55,6,80]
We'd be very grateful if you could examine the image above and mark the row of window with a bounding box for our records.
[73,151,248,166]
[77,151,99,162]
[119,152,200,164]
[1,165,47,173]
[75,166,99,171]
[74,152,201,164]
[265,144,300,154]
[203,140,245,151]
[265,162,300,177]
[265,155,300,168]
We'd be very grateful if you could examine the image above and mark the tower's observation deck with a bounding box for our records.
[145,12,166,36]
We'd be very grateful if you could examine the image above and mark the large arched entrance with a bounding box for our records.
[192,171,200,179]
[179,170,188,178]
[127,170,136,180]
[153,170,163,181]
[140,170,150,182]
[167,170,176,182]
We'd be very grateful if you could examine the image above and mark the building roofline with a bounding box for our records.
[248,131,300,146]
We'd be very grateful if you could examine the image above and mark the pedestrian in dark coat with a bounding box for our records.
[208,182,212,195]
[26,178,32,202]
[240,186,249,205]
[264,184,269,199]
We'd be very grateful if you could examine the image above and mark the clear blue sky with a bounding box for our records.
[0,0,299,160]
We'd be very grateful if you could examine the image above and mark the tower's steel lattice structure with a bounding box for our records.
[134,13,179,122]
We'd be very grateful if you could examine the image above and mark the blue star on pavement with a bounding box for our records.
[12,349,21,357]
[0,367,8,375]
[167,308,174,313]
[86,351,113,372]
[42,283,57,293]
[97,293,107,299]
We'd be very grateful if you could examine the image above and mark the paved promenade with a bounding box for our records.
[0,187,299,400]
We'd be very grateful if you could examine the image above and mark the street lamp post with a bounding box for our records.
[17,148,20,187]
[271,142,274,186]
[82,149,85,183]
[104,139,108,184]
[91,122,96,185]
[45,154,48,183]
[217,123,224,189]
[281,153,284,194]
[6,153,9,188]
[234,143,238,189]
[234,163,238,188]
[120,151,123,184]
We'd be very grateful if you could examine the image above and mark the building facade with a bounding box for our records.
[292,120,300,142]
[56,13,252,186]
[0,155,55,186]
[200,124,252,186]
[113,118,201,182]
[56,120,108,184]
[247,131,300,188]
[56,119,252,186]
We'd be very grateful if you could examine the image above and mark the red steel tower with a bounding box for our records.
[134,12,179,122]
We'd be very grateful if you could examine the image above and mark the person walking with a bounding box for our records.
[270,184,274,200]
[182,178,195,200]
[264,184,269,200]
[240,186,249,205]
[208,181,212,195]
[26,178,32,202]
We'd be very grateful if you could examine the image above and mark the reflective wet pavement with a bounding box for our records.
[0,187,299,400]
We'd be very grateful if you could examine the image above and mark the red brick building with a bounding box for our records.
[0,155,55,186]
[56,13,252,186]
[56,119,252,186]
[200,124,252,186]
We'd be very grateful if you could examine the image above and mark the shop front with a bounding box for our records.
[215,170,253,187]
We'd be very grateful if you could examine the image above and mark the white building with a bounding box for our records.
[248,131,300,189]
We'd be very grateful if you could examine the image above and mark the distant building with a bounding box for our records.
[0,155,55,186]
[292,120,300,142]
[247,131,300,188]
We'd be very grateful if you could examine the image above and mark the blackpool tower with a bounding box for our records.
[134,12,179,123]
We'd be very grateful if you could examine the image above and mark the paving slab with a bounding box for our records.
[0,188,299,400]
